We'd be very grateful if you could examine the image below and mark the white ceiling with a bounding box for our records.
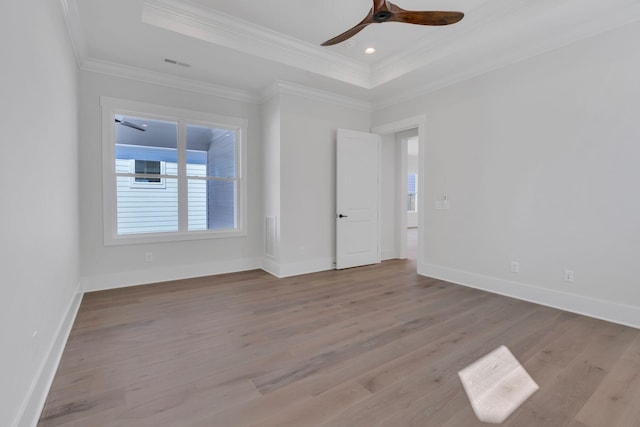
[65,0,640,107]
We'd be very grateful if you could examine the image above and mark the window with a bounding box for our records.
[130,160,165,187]
[102,97,247,245]
[133,160,162,183]
[407,174,417,212]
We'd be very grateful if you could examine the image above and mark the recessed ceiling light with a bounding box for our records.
[365,47,376,55]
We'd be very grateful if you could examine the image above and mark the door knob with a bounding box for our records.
[338,214,348,218]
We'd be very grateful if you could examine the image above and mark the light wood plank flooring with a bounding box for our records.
[39,260,640,426]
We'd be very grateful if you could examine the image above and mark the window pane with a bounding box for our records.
[115,115,178,176]
[186,162,206,178]
[408,174,417,212]
[188,179,236,231]
[187,179,207,231]
[210,180,237,230]
[116,178,178,235]
[186,124,236,178]
[134,160,161,183]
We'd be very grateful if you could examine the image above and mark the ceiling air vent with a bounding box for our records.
[163,58,191,68]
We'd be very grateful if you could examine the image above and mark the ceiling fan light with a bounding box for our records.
[365,47,376,54]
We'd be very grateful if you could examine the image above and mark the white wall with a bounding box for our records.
[261,96,281,269]
[372,22,640,327]
[0,2,80,426]
[272,94,371,276]
[78,71,263,291]
[380,134,398,260]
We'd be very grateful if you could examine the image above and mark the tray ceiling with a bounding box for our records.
[65,0,640,106]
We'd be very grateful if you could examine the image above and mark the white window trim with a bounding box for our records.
[101,96,248,246]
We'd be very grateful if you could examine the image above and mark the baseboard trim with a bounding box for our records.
[419,263,640,330]
[81,258,261,292]
[260,257,282,278]
[279,258,334,278]
[261,257,334,278]
[381,250,398,261]
[16,285,83,427]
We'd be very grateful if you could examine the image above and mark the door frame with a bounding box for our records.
[372,115,427,268]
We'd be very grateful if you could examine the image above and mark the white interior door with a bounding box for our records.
[336,128,380,269]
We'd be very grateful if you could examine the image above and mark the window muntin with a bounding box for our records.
[102,97,247,245]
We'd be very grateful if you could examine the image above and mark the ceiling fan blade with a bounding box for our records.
[372,0,390,13]
[321,23,370,46]
[321,8,376,46]
[320,1,464,46]
[389,10,464,26]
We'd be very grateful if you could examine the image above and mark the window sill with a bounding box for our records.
[104,229,247,246]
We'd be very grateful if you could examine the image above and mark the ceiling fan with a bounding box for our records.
[115,118,147,132]
[321,0,464,46]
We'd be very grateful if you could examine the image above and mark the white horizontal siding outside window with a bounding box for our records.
[115,160,208,234]
[101,97,248,245]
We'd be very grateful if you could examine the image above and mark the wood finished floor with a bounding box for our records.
[39,260,640,427]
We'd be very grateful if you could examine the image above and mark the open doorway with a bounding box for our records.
[335,123,423,269]
[397,130,419,261]
[406,135,419,260]
[373,115,425,270]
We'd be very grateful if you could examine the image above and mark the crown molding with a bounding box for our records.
[260,83,282,104]
[79,58,371,111]
[142,0,372,89]
[81,58,261,104]
[58,0,87,67]
[262,81,372,112]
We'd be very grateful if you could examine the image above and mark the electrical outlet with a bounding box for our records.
[145,252,153,262]
[510,261,520,273]
[564,269,574,282]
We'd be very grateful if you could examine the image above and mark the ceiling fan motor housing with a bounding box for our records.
[373,10,393,22]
